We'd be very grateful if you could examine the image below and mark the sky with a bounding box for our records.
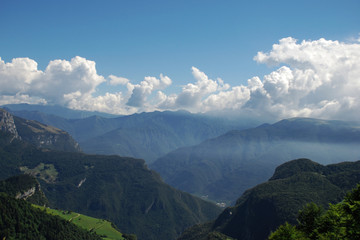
[0,0,360,121]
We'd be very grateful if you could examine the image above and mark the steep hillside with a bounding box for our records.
[0,193,102,240]
[6,105,255,162]
[0,126,221,240]
[0,108,80,152]
[0,175,134,240]
[269,184,360,239]
[0,174,48,206]
[151,118,360,203]
[179,159,360,240]
[35,206,135,240]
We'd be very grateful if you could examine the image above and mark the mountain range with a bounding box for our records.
[151,118,360,203]
[179,158,360,240]
[3,104,257,162]
[0,108,221,240]
[2,105,360,239]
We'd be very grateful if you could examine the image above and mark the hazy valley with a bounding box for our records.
[1,105,360,240]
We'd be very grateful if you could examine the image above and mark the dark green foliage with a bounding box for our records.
[178,222,235,240]
[0,174,48,206]
[179,159,360,240]
[268,222,305,240]
[122,233,138,240]
[269,184,360,240]
[0,193,101,240]
[0,130,221,240]
[297,203,323,239]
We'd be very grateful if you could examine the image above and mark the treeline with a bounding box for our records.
[269,184,360,239]
[0,193,101,240]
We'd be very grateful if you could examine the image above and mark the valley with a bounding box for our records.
[1,105,360,240]
[1,2,359,239]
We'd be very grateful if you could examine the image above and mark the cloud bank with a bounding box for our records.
[1,36,360,121]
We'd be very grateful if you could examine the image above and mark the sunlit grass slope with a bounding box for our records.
[34,206,126,240]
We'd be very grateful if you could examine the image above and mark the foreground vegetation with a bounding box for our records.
[0,193,101,240]
[34,206,134,240]
[269,184,360,239]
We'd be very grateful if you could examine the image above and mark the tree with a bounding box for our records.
[269,185,360,240]
[268,222,305,240]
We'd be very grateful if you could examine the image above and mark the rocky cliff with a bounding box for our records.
[0,108,81,152]
[0,108,20,141]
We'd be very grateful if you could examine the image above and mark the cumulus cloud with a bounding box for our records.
[1,36,360,121]
[155,37,360,121]
[250,37,360,120]
[0,56,105,106]
[108,75,130,86]
[0,57,42,94]
[126,74,172,107]
[156,67,231,112]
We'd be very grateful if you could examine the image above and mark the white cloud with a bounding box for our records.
[0,93,47,106]
[126,74,172,107]
[0,56,105,106]
[168,67,231,111]
[108,75,129,86]
[1,36,360,121]
[249,37,360,120]
[0,57,42,94]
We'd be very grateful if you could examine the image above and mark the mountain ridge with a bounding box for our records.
[0,111,222,240]
[5,104,256,162]
[1,108,80,152]
[179,158,360,240]
[151,117,360,203]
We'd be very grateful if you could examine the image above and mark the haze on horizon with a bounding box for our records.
[0,0,359,121]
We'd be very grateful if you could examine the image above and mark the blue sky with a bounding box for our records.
[0,0,360,120]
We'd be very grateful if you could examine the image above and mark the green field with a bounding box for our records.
[34,205,126,240]
[20,163,58,183]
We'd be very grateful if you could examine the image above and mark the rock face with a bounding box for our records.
[0,108,20,141]
[0,108,81,152]
[15,186,36,200]
[14,116,81,152]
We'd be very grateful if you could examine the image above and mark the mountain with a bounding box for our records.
[269,184,360,239]
[178,158,360,240]
[80,110,253,162]
[0,113,221,240]
[151,118,360,203]
[0,174,135,240]
[0,108,80,152]
[5,105,257,162]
